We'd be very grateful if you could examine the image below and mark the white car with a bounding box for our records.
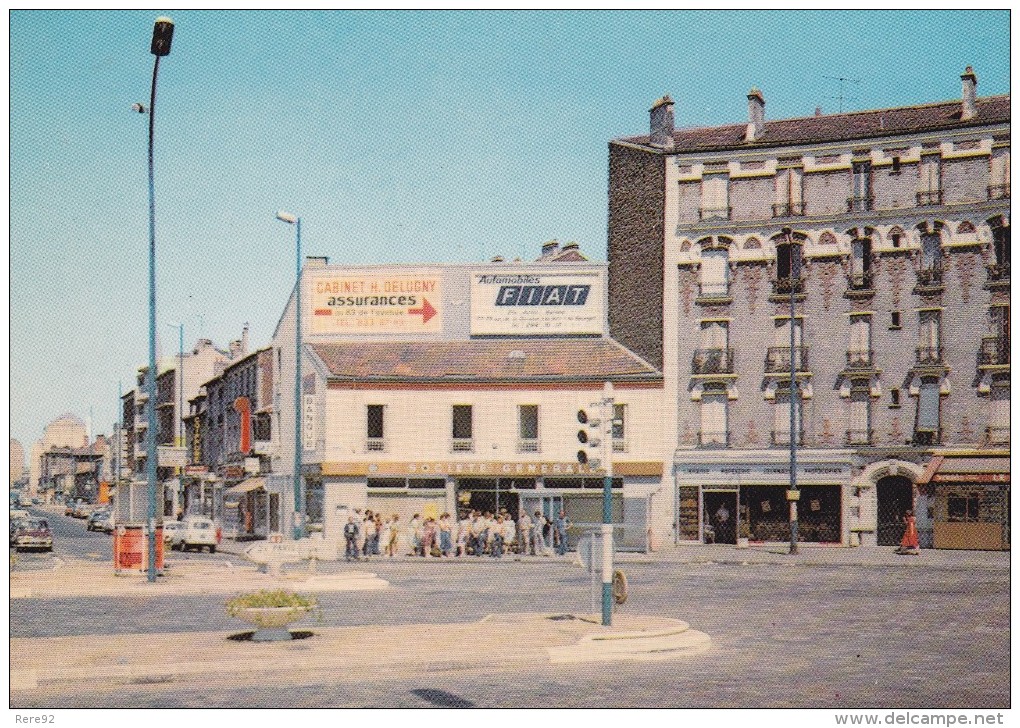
[170,517,218,553]
[162,520,184,545]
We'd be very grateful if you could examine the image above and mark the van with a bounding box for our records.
[171,517,218,553]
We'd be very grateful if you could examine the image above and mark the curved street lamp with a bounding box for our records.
[276,211,304,540]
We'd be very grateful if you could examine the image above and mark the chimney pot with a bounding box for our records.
[961,65,978,120]
[541,240,559,256]
[746,87,765,142]
[649,95,675,150]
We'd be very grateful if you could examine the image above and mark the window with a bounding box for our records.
[850,237,873,289]
[920,233,942,272]
[773,388,804,446]
[890,388,901,408]
[992,225,1010,268]
[918,310,941,363]
[917,156,942,205]
[452,405,473,452]
[891,231,902,248]
[847,385,871,445]
[850,161,873,211]
[612,403,627,452]
[695,320,732,374]
[699,385,728,446]
[773,168,804,216]
[305,479,324,529]
[891,156,901,174]
[768,317,804,371]
[366,405,385,451]
[890,311,901,329]
[988,149,1010,199]
[700,174,729,219]
[848,315,872,366]
[988,381,1010,444]
[914,377,941,444]
[947,493,981,522]
[700,247,729,296]
[518,405,539,452]
[776,241,803,280]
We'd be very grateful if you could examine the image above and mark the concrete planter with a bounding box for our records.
[232,606,313,642]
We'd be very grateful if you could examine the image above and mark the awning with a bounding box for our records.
[918,456,1010,485]
[225,477,267,494]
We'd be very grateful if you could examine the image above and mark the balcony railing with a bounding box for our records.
[978,337,1010,367]
[691,348,736,375]
[771,430,805,446]
[988,183,1010,200]
[697,431,730,448]
[915,266,943,288]
[772,277,804,296]
[986,262,1010,282]
[366,437,386,452]
[451,438,474,453]
[517,438,540,453]
[915,345,944,366]
[845,429,873,446]
[612,438,628,453]
[847,271,874,291]
[846,350,875,368]
[913,430,941,447]
[772,202,805,217]
[987,426,1010,445]
[916,190,944,206]
[846,196,874,212]
[698,206,732,221]
[765,346,809,373]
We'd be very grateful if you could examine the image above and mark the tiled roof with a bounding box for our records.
[616,95,1010,153]
[309,338,661,382]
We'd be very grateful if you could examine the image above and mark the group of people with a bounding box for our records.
[341,507,571,560]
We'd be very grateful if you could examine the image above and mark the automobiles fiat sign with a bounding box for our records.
[470,270,604,335]
[310,275,442,334]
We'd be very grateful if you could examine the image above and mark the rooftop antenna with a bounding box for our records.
[824,75,861,113]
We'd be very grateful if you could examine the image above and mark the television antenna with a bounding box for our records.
[824,75,861,113]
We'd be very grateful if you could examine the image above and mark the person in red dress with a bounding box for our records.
[898,509,919,554]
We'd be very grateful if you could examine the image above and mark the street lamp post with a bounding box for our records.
[601,381,615,627]
[276,211,304,540]
[142,16,174,582]
[787,229,800,556]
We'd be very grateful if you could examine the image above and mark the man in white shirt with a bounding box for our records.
[517,510,533,555]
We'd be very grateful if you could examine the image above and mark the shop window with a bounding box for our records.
[947,493,981,522]
[408,479,446,489]
[518,405,539,452]
[366,405,385,451]
[252,412,272,443]
[452,405,473,452]
[305,479,324,528]
[367,478,405,489]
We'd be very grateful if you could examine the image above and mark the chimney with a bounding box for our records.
[241,323,249,356]
[746,87,765,141]
[649,95,675,150]
[229,340,242,359]
[961,66,978,121]
[541,240,559,257]
[491,255,504,263]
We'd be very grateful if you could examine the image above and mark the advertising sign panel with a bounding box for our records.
[310,274,442,334]
[470,270,604,335]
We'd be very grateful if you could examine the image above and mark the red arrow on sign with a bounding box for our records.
[409,298,437,324]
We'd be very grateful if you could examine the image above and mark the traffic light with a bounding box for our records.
[576,408,602,467]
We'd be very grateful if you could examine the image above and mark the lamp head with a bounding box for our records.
[150,17,174,57]
[276,211,298,225]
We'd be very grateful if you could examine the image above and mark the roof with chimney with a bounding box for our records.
[308,338,661,383]
[616,94,1010,154]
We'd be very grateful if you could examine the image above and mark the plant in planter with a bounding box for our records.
[225,589,319,642]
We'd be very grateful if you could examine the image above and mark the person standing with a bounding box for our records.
[422,517,437,558]
[532,510,546,555]
[490,515,505,558]
[502,513,517,555]
[439,513,453,557]
[385,515,400,557]
[517,510,533,555]
[362,511,376,560]
[409,513,423,556]
[455,514,469,557]
[554,510,570,556]
[897,510,920,554]
[343,517,359,562]
[373,513,383,555]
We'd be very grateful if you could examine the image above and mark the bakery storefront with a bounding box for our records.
[316,460,662,551]
[674,453,852,545]
[919,453,1010,551]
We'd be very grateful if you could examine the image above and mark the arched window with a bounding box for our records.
[774,236,804,295]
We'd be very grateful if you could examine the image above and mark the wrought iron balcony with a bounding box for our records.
[451,438,474,453]
[912,429,941,447]
[988,183,1010,200]
[691,348,735,375]
[517,438,540,453]
[771,430,805,446]
[978,337,1010,367]
[986,426,1010,445]
[845,350,875,368]
[697,430,730,448]
[986,262,1010,283]
[847,272,874,291]
[846,196,874,212]
[845,429,873,446]
[772,202,805,217]
[915,345,944,366]
[765,346,809,373]
[366,437,386,452]
[772,277,804,296]
[914,266,943,288]
[916,190,943,206]
[698,206,732,221]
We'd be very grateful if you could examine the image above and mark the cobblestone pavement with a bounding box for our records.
[9,549,1008,709]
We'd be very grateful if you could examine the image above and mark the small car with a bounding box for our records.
[13,518,53,552]
[86,509,112,532]
[95,511,115,534]
[170,517,218,553]
[72,501,94,519]
[162,520,183,545]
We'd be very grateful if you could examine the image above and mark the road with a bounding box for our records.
[10,545,1010,709]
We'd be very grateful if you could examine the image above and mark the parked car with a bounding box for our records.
[12,517,53,552]
[64,500,80,516]
[10,516,29,546]
[95,511,115,534]
[170,517,217,553]
[86,509,111,532]
[162,520,183,545]
[72,501,94,519]
[10,508,30,521]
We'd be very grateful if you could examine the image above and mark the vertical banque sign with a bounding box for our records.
[470,270,603,335]
[310,274,442,334]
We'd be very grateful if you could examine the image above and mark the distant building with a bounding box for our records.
[607,68,1009,549]
[10,438,26,486]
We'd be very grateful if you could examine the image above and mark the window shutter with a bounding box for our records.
[917,380,940,431]
[849,316,871,354]
[700,248,729,295]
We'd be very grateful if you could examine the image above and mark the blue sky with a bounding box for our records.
[8,10,1010,456]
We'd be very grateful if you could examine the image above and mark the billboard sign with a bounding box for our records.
[310,275,442,334]
[470,270,604,335]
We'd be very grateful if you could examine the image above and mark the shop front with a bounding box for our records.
[919,453,1010,551]
[674,452,852,545]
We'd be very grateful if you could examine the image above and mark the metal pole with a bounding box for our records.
[293,218,304,540]
[789,232,799,556]
[602,381,614,626]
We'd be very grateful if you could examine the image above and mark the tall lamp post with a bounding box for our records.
[276,211,304,540]
[144,17,174,583]
[787,228,801,556]
[601,381,615,627]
